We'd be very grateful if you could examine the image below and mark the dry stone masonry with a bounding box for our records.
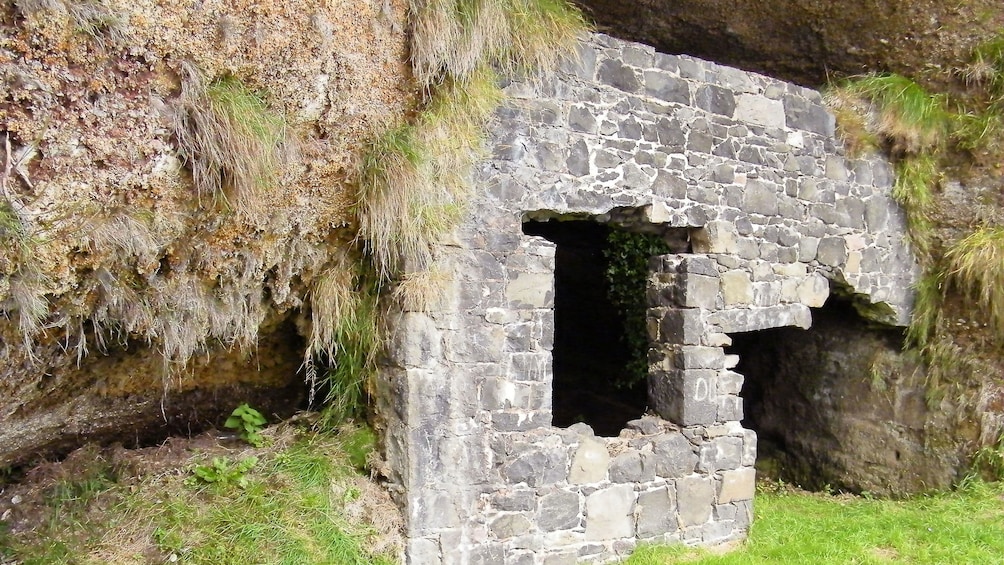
[378,33,919,564]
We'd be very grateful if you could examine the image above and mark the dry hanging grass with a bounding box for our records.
[944,227,1004,340]
[409,0,587,87]
[172,65,296,216]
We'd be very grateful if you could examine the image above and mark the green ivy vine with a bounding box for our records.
[603,229,672,389]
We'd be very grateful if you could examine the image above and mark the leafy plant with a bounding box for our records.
[603,229,671,389]
[187,456,258,489]
[225,403,268,447]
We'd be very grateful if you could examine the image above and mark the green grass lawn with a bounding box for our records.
[626,480,1004,564]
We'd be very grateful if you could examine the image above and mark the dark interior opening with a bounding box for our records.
[727,297,907,491]
[523,219,648,436]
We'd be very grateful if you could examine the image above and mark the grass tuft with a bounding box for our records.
[892,154,939,258]
[306,257,381,427]
[409,0,588,88]
[836,73,950,156]
[172,65,296,217]
[356,67,503,281]
[944,227,1004,340]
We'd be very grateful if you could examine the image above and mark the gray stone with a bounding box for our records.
[609,450,656,483]
[493,489,536,512]
[695,84,736,116]
[569,436,610,484]
[566,139,590,176]
[542,552,579,565]
[503,449,567,487]
[698,436,744,472]
[637,486,678,537]
[651,433,698,477]
[599,59,642,93]
[816,237,848,267]
[585,484,636,541]
[743,179,779,215]
[645,70,690,104]
[734,94,785,129]
[719,467,757,503]
[491,513,533,539]
[538,490,581,531]
[677,476,715,527]
[783,93,834,136]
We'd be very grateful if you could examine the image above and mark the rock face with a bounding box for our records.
[572,0,1003,87]
[0,0,411,466]
[731,300,980,495]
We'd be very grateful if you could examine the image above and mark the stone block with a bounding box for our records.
[695,84,736,116]
[662,307,702,347]
[743,179,780,216]
[645,70,690,104]
[717,395,743,422]
[407,537,442,565]
[720,270,753,306]
[782,93,834,136]
[599,59,642,93]
[650,369,719,426]
[569,436,610,484]
[719,467,757,503]
[391,313,442,368]
[734,94,785,129]
[702,520,737,543]
[502,448,568,487]
[505,272,554,308]
[490,513,533,539]
[699,436,744,472]
[609,450,656,483]
[677,476,714,527]
[542,553,579,565]
[538,490,581,531]
[796,273,829,307]
[637,486,679,537]
[585,484,636,541]
[691,220,738,254]
[467,543,505,564]
[741,429,758,467]
[798,236,819,262]
[651,433,699,477]
[678,273,720,309]
[816,237,847,267]
[676,346,726,370]
[492,489,536,511]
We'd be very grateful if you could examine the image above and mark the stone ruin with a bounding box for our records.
[377,33,919,564]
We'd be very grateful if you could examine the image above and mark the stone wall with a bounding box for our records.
[379,33,918,564]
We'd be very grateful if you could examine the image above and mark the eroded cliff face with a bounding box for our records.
[573,0,1003,87]
[0,0,412,466]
